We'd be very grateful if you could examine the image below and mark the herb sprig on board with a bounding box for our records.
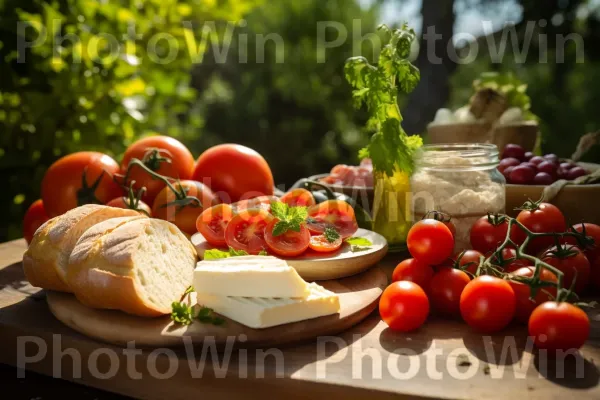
[344,23,422,177]
[270,202,308,236]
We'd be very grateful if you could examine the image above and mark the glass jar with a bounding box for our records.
[410,143,506,252]
[372,168,412,252]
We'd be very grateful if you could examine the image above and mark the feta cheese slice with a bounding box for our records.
[193,255,310,298]
[195,283,341,329]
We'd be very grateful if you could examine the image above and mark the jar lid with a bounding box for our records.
[414,143,500,171]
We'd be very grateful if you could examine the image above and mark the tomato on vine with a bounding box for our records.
[470,213,509,254]
[528,301,590,351]
[423,211,456,238]
[510,201,567,255]
[391,258,434,291]
[429,267,470,318]
[460,275,516,333]
[490,247,532,272]
[508,266,558,324]
[455,249,484,275]
[407,219,454,266]
[540,244,590,294]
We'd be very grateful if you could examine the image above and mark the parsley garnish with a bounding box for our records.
[324,226,341,243]
[345,237,373,252]
[171,302,225,326]
[270,202,308,236]
[344,23,422,177]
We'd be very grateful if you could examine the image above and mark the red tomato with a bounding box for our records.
[528,302,590,351]
[591,254,600,289]
[264,219,311,257]
[192,144,274,203]
[121,136,195,205]
[196,204,234,247]
[233,195,280,213]
[429,268,471,318]
[23,199,50,244]
[106,197,152,216]
[540,245,590,294]
[391,258,434,291]
[407,220,454,265]
[379,281,429,332]
[306,200,358,239]
[225,209,274,254]
[470,215,509,254]
[508,267,558,324]
[489,247,532,272]
[569,223,600,262]
[423,211,456,238]
[41,152,123,217]
[510,203,567,255]
[152,180,218,235]
[456,250,484,275]
[280,189,316,208]
[460,275,516,333]
[308,234,342,253]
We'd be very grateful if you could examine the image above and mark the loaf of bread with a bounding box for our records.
[67,217,197,317]
[23,204,141,292]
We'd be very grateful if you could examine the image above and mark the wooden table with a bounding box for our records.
[1,239,599,400]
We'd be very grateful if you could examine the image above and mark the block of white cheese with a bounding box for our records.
[195,283,340,329]
[193,255,310,298]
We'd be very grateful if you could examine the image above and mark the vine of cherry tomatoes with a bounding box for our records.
[381,202,596,353]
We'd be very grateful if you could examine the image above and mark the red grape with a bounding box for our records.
[544,154,559,163]
[559,162,575,170]
[502,144,525,161]
[529,156,545,165]
[537,161,557,176]
[521,162,538,172]
[498,157,521,173]
[567,167,587,180]
[503,166,516,181]
[510,165,536,184]
[524,152,534,161]
[533,172,555,185]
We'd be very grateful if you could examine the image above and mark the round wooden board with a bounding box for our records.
[191,228,388,281]
[46,266,388,348]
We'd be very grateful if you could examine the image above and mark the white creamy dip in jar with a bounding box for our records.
[410,143,506,252]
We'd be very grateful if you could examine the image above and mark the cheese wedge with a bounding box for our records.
[195,283,340,329]
[193,255,310,298]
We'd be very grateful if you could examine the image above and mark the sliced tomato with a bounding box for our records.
[264,219,311,257]
[196,204,234,247]
[306,200,358,239]
[308,234,343,253]
[233,195,281,213]
[280,188,316,208]
[225,209,273,254]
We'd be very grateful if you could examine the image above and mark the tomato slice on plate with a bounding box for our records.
[196,204,234,247]
[306,200,358,239]
[264,219,310,257]
[233,195,280,213]
[225,209,273,254]
[280,188,316,208]
[308,234,342,253]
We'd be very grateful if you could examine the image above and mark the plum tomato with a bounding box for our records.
[23,199,50,244]
[280,188,316,208]
[225,209,274,254]
[264,218,310,257]
[528,302,590,351]
[510,202,567,255]
[306,200,358,239]
[407,219,454,265]
[460,275,516,333]
[379,281,429,332]
[508,267,558,324]
[196,203,234,247]
[391,258,434,291]
[540,245,590,294]
[470,214,509,254]
[429,268,471,318]
[308,234,342,253]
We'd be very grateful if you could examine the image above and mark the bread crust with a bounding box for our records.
[23,204,141,292]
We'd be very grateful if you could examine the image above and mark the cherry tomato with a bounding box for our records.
[106,196,152,216]
[121,136,195,205]
[233,195,280,213]
[391,258,434,291]
[569,223,600,262]
[379,281,429,332]
[152,180,218,235]
[510,203,567,255]
[456,249,484,275]
[508,267,558,324]
[196,204,234,247]
[540,245,590,294]
[528,302,590,351]
[225,209,274,254]
[490,247,532,272]
[308,234,342,253]
[280,188,316,208]
[470,215,509,254]
[192,144,274,203]
[423,211,456,238]
[306,200,358,239]
[23,199,50,244]
[264,219,310,257]
[460,275,516,333]
[407,220,454,265]
[41,152,123,217]
[429,268,471,318]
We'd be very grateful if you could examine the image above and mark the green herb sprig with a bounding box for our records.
[270,202,308,236]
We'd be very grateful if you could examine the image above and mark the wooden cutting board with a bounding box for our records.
[191,228,388,281]
[46,266,387,348]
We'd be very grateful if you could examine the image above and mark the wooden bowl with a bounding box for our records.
[491,121,539,152]
[506,162,600,225]
[308,173,374,211]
